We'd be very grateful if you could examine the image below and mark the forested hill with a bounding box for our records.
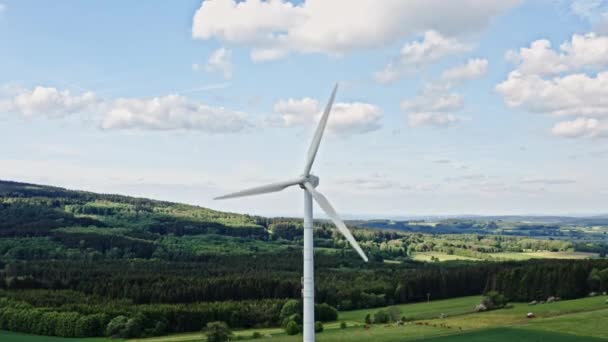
[0,179,267,239]
[0,178,605,261]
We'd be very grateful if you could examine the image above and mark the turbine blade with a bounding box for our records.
[303,182,368,262]
[302,84,338,176]
[214,177,304,200]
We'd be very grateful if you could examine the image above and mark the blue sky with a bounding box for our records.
[1,0,608,217]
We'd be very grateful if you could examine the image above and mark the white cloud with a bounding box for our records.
[441,58,489,83]
[505,33,608,76]
[0,86,98,118]
[0,85,252,134]
[401,58,489,128]
[273,97,382,135]
[200,47,233,79]
[505,40,568,76]
[401,88,464,128]
[337,177,402,191]
[406,112,462,128]
[496,71,608,117]
[192,0,520,61]
[570,0,608,22]
[402,92,464,113]
[444,173,486,182]
[521,177,576,185]
[178,82,231,94]
[27,143,83,157]
[497,33,608,139]
[551,117,608,138]
[101,95,250,132]
[373,64,403,85]
[571,0,601,19]
[251,47,290,63]
[274,97,320,127]
[399,31,472,66]
[374,31,472,83]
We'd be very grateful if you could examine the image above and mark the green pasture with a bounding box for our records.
[411,251,598,262]
[2,295,607,342]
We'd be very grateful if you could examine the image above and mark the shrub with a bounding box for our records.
[364,313,372,325]
[280,300,300,320]
[387,306,402,322]
[252,331,262,339]
[150,319,168,336]
[285,320,300,335]
[315,303,338,322]
[315,321,324,333]
[340,321,347,329]
[373,310,390,324]
[123,315,144,338]
[105,315,128,337]
[482,291,508,310]
[282,313,302,328]
[205,321,233,342]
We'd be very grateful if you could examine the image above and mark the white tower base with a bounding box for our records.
[303,190,315,342]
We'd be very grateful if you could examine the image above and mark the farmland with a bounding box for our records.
[130,295,608,341]
[411,251,599,262]
[0,331,110,342]
[1,291,607,342]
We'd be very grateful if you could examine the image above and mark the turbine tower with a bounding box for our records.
[215,84,368,342]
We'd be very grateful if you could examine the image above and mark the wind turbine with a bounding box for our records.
[215,84,368,342]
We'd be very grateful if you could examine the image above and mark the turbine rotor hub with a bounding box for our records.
[301,174,319,188]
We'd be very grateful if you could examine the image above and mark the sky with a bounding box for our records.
[1,0,608,218]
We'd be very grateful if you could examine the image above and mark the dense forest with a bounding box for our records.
[0,180,607,338]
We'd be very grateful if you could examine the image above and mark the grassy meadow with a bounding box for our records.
[411,251,599,262]
[410,252,480,262]
[424,327,605,342]
[338,296,481,322]
[0,331,111,342]
[111,296,608,342]
[128,295,608,342]
[1,295,607,342]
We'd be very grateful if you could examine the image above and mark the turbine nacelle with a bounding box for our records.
[301,174,319,189]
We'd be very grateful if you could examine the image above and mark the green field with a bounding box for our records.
[424,327,605,342]
[518,305,608,339]
[339,296,481,322]
[489,251,598,260]
[410,252,479,261]
[2,295,607,342]
[0,331,112,342]
[411,251,598,262]
[121,295,607,342]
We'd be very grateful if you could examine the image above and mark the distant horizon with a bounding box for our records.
[4,177,606,220]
